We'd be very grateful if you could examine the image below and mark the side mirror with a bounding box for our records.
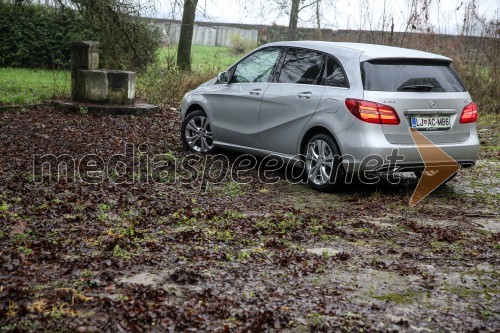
[217,71,230,84]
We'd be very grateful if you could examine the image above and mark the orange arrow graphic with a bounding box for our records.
[409,128,460,207]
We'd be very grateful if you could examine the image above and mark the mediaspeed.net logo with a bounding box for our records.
[408,128,461,207]
[31,129,463,207]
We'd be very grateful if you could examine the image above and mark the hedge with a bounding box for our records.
[0,2,161,71]
[0,2,96,69]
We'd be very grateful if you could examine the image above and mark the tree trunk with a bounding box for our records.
[316,0,322,40]
[177,0,198,71]
[288,0,300,40]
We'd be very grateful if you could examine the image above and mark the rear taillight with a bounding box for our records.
[459,102,478,123]
[345,99,400,125]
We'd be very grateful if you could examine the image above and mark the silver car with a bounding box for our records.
[180,41,480,191]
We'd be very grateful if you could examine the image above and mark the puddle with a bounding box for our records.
[327,267,415,297]
[475,218,500,232]
[118,268,205,294]
[365,216,400,228]
[118,272,166,286]
[306,247,342,256]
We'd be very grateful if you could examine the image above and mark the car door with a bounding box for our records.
[209,47,282,148]
[259,48,326,155]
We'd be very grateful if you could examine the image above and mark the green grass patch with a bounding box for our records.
[1,45,243,106]
[372,290,424,304]
[158,45,243,72]
[0,68,70,105]
[477,112,500,160]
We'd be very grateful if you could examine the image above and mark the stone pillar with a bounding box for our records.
[71,41,99,100]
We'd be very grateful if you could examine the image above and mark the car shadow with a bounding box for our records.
[215,149,424,196]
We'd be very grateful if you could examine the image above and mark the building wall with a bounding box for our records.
[144,18,497,63]
[152,21,258,47]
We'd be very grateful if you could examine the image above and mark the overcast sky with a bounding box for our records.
[154,0,499,35]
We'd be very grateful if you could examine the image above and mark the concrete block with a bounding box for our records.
[71,41,100,100]
[71,41,99,70]
[107,71,136,105]
[75,70,108,102]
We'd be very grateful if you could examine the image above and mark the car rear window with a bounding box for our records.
[361,60,466,92]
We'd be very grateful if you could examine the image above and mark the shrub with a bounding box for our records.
[0,2,161,71]
[136,51,216,109]
[454,62,499,113]
[0,2,95,69]
[229,34,258,55]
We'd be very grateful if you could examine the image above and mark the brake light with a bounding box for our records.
[459,102,478,123]
[345,99,400,125]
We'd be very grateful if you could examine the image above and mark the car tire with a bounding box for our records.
[181,110,216,154]
[304,133,344,192]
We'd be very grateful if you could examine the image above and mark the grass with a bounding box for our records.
[0,68,70,105]
[158,45,243,72]
[0,45,244,106]
[0,44,497,122]
[477,112,500,161]
[372,290,425,304]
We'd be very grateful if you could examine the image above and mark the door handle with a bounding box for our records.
[249,89,262,96]
[297,92,312,99]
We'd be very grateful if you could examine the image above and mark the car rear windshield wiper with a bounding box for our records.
[398,84,435,91]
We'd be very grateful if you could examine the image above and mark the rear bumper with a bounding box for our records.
[337,125,480,173]
[374,161,475,174]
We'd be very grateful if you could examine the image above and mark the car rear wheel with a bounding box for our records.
[304,133,343,192]
[182,110,215,153]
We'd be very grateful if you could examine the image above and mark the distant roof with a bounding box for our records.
[267,41,452,62]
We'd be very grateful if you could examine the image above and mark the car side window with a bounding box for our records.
[276,49,325,85]
[232,48,281,83]
[324,56,348,88]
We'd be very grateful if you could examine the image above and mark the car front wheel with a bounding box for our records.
[181,110,215,153]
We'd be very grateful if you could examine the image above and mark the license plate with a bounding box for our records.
[411,116,450,130]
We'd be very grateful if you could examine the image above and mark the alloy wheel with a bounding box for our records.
[306,139,335,186]
[184,115,214,153]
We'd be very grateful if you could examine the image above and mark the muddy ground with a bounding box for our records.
[0,106,498,332]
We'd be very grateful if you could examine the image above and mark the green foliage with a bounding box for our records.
[158,45,242,72]
[453,62,499,113]
[0,45,240,106]
[138,45,241,107]
[0,2,95,69]
[112,244,128,258]
[137,51,216,108]
[0,1,161,71]
[18,246,33,256]
[229,34,258,54]
[372,290,424,304]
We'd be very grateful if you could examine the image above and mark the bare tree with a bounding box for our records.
[315,0,322,40]
[55,0,160,70]
[287,0,321,40]
[177,0,198,71]
[400,0,433,46]
[288,0,300,40]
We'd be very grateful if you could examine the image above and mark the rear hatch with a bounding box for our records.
[362,59,472,144]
